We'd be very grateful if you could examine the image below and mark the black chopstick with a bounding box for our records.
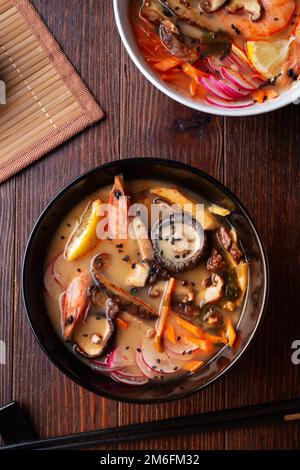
[1,397,300,451]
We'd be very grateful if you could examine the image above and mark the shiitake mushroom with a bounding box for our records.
[151,212,208,273]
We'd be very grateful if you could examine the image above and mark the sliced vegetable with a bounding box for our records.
[107,347,136,369]
[183,360,205,372]
[65,199,103,261]
[206,94,254,109]
[235,262,248,302]
[141,336,183,374]
[111,369,149,386]
[209,204,231,217]
[166,323,177,345]
[153,57,182,72]
[150,187,219,230]
[220,67,256,91]
[43,260,64,299]
[175,315,203,338]
[199,76,234,101]
[154,277,176,352]
[182,63,208,81]
[116,317,128,329]
[226,319,237,347]
[186,336,214,352]
[208,75,250,100]
[135,348,167,381]
[164,334,198,359]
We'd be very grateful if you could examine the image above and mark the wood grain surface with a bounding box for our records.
[0,0,299,450]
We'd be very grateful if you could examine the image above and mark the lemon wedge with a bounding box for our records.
[65,198,103,261]
[246,38,294,79]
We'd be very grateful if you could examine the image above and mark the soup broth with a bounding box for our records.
[131,1,300,109]
[44,176,248,386]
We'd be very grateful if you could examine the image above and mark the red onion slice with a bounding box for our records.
[220,67,256,92]
[207,75,249,100]
[199,76,234,101]
[206,94,254,108]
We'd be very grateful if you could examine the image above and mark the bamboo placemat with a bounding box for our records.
[0,0,104,183]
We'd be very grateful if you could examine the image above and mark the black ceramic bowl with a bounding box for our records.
[23,158,268,403]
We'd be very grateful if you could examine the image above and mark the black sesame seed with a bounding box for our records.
[96,315,102,320]
[83,333,88,337]
[173,366,178,371]
[137,348,141,353]
[152,365,157,369]
[66,223,71,227]
[66,315,74,325]
[131,263,136,269]
[122,255,130,262]
[157,358,161,364]
[182,351,186,355]
[77,268,81,272]
[126,346,130,350]
[177,336,181,341]
[60,236,65,240]
[116,243,123,248]
[131,287,138,294]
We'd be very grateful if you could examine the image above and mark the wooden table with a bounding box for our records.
[0,0,299,450]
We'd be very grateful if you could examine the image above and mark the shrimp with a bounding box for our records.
[286,17,300,76]
[163,0,296,40]
[218,0,297,39]
[61,272,91,340]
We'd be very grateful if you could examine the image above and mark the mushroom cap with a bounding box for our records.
[151,212,208,273]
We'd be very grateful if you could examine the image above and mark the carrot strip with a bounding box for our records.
[203,332,227,345]
[153,57,182,72]
[182,63,208,81]
[175,315,203,338]
[186,336,214,352]
[264,89,278,100]
[154,277,176,352]
[183,360,205,372]
[252,89,265,103]
[189,78,198,97]
[165,323,176,345]
[116,317,128,330]
[226,319,237,347]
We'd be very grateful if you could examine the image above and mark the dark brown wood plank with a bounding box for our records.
[0,179,15,406]
[223,107,300,449]
[118,39,226,450]
[11,0,120,440]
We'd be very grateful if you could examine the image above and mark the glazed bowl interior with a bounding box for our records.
[113,0,300,117]
[23,158,268,403]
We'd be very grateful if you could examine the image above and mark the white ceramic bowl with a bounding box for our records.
[113,0,300,117]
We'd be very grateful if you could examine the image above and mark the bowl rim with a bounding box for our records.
[22,157,269,403]
[113,0,300,117]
